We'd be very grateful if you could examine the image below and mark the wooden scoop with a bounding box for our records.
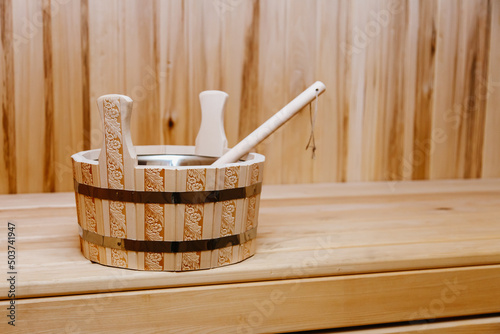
[212,81,326,166]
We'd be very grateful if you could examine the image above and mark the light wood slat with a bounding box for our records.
[401,0,419,182]
[51,0,85,191]
[410,0,437,181]
[0,0,6,194]
[5,235,500,300]
[1,178,498,211]
[185,0,223,145]
[80,0,91,152]
[315,0,349,183]
[12,0,47,193]
[0,179,499,299]
[0,0,16,194]
[318,315,500,333]
[41,0,55,192]
[430,0,491,179]
[255,0,287,185]
[156,0,189,146]
[261,177,500,200]
[282,0,317,184]
[482,0,500,178]
[122,1,160,147]
[87,0,125,150]
[2,0,500,193]
[360,0,410,182]
[0,192,75,211]
[1,266,499,333]
[225,0,259,147]
[345,0,368,182]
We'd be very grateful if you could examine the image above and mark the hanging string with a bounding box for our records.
[306,89,319,159]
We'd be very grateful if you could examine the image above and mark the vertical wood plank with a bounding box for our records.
[345,0,368,182]
[156,0,189,146]
[0,0,16,194]
[411,0,438,180]
[81,0,90,151]
[235,0,260,144]
[174,167,185,271]
[186,0,223,144]
[398,0,418,181]
[163,168,176,271]
[219,0,258,148]
[357,0,409,181]
[135,167,145,270]
[88,0,125,149]
[211,164,247,268]
[255,0,286,184]
[461,0,491,179]
[314,0,350,183]
[51,0,85,191]
[282,0,317,184]
[430,0,491,179]
[123,0,160,147]
[42,0,55,192]
[401,0,419,181]
[240,161,262,261]
[482,0,500,178]
[13,0,46,193]
[144,168,165,271]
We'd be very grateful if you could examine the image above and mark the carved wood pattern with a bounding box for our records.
[243,164,260,259]
[144,168,164,270]
[103,97,127,267]
[218,166,240,266]
[182,168,206,270]
[81,162,99,263]
[73,160,82,228]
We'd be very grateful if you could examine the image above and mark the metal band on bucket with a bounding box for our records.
[79,226,257,253]
[74,180,262,204]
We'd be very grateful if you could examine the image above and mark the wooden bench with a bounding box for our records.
[1,179,499,333]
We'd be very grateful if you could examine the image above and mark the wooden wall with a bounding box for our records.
[0,0,499,194]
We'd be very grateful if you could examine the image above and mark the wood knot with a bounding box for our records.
[167,116,175,129]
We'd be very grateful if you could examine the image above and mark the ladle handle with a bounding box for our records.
[211,81,326,167]
[97,94,137,190]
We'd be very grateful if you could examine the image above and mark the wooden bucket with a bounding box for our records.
[71,95,264,271]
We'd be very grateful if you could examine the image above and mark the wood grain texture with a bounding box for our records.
[317,315,500,333]
[42,0,55,192]
[315,0,349,183]
[0,179,499,332]
[51,0,85,191]
[156,0,189,146]
[1,266,500,333]
[411,0,437,180]
[0,0,499,193]
[430,0,491,179]
[255,0,286,184]
[482,0,500,178]
[0,0,16,194]
[0,178,499,297]
[12,0,46,193]
[282,0,317,184]
[80,0,90,151]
